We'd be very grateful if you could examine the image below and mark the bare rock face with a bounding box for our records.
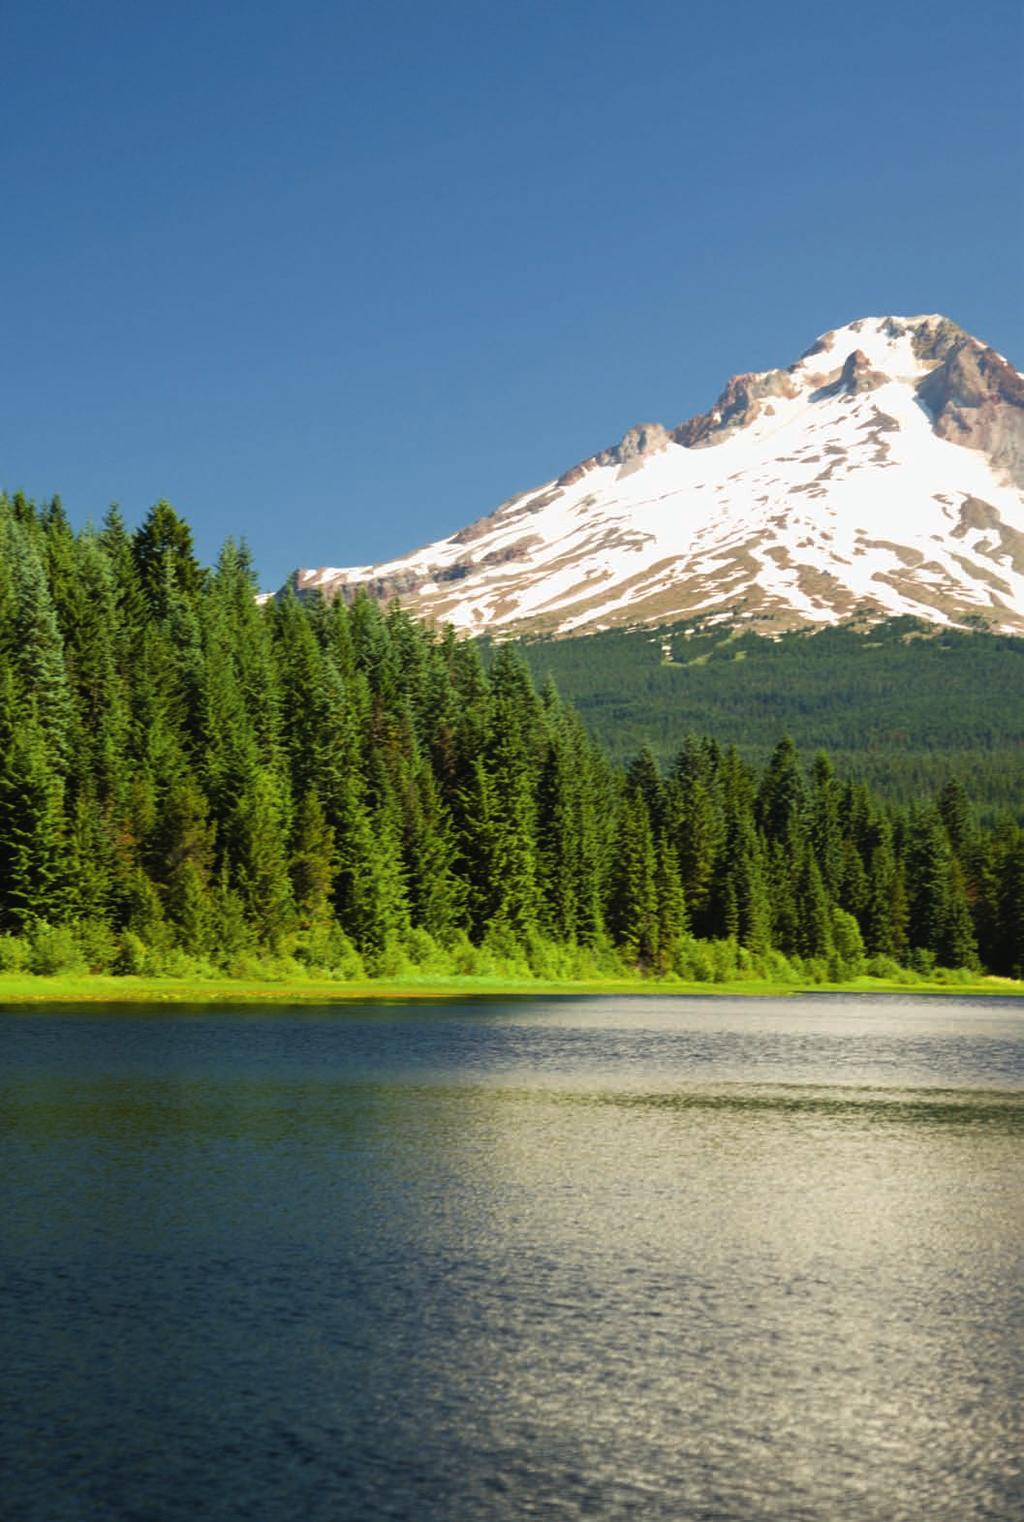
[838,349,888,394]
[295,566,427,604]
[918,340,1024,488]
[555,422,671,486]
[594,422,671,467]
[909,315,969,366]
[671,368,800,448]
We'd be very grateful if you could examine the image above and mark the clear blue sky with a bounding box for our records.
[3,0,1022,586]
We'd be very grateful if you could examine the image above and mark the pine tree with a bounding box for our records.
[536,731,579,942]
[996,831,1024,977]
[607,793,658,967]
[809,751,844,900]
[668,738,724,936]
[290,789,336,929]
[398,760,464,942]
[132,501,203,616]
[941,858,978,969]
[626,746,664,835]
[907,808,952,960]
[0,717,71,929]
[797,854,833,960]
[223,765,294,947]
[938,779,972,860]
[654,838,687,970]
[5,517,73,761]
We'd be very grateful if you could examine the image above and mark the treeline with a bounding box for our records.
[512,618,1024,820]
[0,491,1021,982]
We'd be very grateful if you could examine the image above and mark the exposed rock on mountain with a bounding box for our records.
[917,339,1024,489]
[290,315,1024,635]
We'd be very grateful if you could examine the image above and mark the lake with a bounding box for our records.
[1,994,1021,1521]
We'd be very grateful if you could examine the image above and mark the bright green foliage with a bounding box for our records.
[0,492,1017,978]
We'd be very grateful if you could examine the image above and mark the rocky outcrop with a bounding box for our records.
[594,422,671,467]
[907,315,968,366]
[672,368,800,448]
[838,349,888,394]
[918,340,1024,488]
[555,421,671,487]
[295,567,428,604]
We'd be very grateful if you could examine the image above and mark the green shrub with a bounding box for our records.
[709,938,742,983]
[225,952,306,981]
[672,936,714,982]
[73,920,120,974]
[0,934,30,972]
[759,947,800,983]
[524,932,585,980]
[478,921,532,977]
[28,923,87,976]
[445,931,483,976]
[293,922,365,978]
[865,953,903,980]
[931,963,976,985]
[115,931,151,976]
[402,928,454,975]
[368,935,414,979]
[152,947,220,979]
[830,909,866,977]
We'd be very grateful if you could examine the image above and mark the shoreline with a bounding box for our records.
[1,972,1022,1006]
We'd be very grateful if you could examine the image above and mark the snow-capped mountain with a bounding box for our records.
[292,315,1024,635]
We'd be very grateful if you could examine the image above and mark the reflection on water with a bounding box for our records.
[0,996,1021,1521]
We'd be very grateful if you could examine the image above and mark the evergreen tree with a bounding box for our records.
[797,854,833,960]
[809,751,844,900]
[607,793,658,967]
[626,745,664,834]
[132,501,203,616]
[996,832,1024,977]
[654,838,687,970]
[941,858,978,969]
[0,716,71,929]
[290,789,336,929]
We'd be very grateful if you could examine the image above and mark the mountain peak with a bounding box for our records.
[291,315,1024,637]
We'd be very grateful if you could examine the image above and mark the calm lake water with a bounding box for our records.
[1,994,1022,1522]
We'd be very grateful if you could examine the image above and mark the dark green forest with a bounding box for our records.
[511,620,1024,820]
[0,491,1022,981]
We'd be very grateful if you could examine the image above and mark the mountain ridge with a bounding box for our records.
[289,315,1024,636]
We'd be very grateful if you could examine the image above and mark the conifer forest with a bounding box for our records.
[1,491,1022,982]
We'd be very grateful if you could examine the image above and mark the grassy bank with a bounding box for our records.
[0,971,1021,1005]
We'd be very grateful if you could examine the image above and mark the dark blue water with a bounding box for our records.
[1,994,1022,1521]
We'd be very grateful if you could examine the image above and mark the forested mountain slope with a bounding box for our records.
[0,491,1021,980]
[510,620,1024,819]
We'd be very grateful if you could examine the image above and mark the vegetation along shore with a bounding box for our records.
[1,971,1021,1007]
